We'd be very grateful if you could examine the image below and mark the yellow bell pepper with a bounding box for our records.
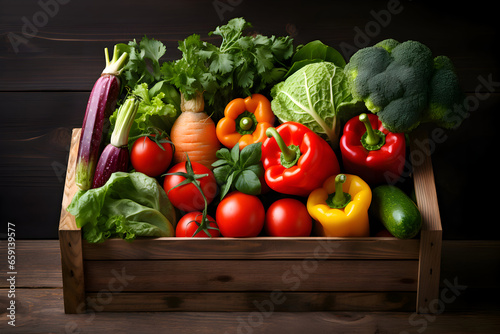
[216,94,275,150]
[307,174,371,237]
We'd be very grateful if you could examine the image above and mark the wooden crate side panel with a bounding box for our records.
[82,237,420,260]
[409,129,443,232]
[59,229,86,314]
[417,229,443,313]
[409,129,443,314]
[85,291,417,312]
[84,260,418,292]
[58,128,85,314]
[58,128,81,232]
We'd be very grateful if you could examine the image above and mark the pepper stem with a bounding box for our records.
[359,113,386,151]
[235,111,257,135]
[326,174,352,209]
[359,113,380,146]
[266,127,301,168]
[239,117,253,131]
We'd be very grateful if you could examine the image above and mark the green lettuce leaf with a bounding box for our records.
[67,172,176,243]
[109,82,180,147]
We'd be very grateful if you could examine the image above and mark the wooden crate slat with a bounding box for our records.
[84,260,418,292]
[58,128,81,232]
[82,237,420,260]
[409,128,443,313]
[58,128,85,314]
[84,291,416,312]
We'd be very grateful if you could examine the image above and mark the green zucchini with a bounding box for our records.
[370,185,422,239]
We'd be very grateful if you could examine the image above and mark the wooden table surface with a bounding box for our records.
[0,240,499,333]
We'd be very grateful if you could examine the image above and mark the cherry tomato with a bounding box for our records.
[176,211,220,238]
[216,191,265,237]
[264,198,312,237]
[131,136,173,177]
[163,161,217,212]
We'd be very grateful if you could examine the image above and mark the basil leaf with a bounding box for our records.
[230,142,240,164]
[212,159,229,168]
[220,171,238,200]
[216,147,232,161]
[213,165,232,185]
[235,170,261,195]
[240,142,262,168]
[246,163,264,179]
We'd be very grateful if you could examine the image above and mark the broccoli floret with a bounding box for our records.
[374,38,399,52]
[344,39,465,133]
[423,56,467,129]
[345,46,393,109]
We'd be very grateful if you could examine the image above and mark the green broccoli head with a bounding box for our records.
[344,39,465,133]
[423,56,467,129]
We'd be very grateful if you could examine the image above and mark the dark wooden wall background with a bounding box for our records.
[1,0,498,239]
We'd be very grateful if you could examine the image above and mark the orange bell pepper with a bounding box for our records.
[216,94,275,150]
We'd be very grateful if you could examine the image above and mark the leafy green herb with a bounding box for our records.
[116,36,167,88]
[212,142,264,200]
[161,17,294,120]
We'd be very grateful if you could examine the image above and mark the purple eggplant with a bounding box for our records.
[75,46,128,190]
[92,96,140,188]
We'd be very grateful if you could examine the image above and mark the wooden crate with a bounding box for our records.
[59,128,442,314]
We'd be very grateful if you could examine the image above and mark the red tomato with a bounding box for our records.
[131,136,173,177]
[163,161,217,212]
[176,211,219,238]
[216,191,265,237]
[265,198,312,237]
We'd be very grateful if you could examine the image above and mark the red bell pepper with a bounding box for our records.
[262,122,341,197]
[340,113,406,185]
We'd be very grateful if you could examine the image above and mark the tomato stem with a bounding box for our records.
[164,154,215,238]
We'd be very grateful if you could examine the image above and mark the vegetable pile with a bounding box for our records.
[68,18,466,242]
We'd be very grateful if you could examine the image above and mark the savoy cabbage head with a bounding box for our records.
[270,61,357,147]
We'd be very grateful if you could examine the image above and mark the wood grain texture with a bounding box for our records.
[6,239,495,290]
[82,237,420,260]
[1,239,498,332]
[85,291,417,312]
[59,228,85,314]
[417,229,443,313]
[0,240,62,288]
[83,260,418,292]
[58,128,80,231]
[410,129,443,233]
[409,129,443,313]
[1,288,499,334]
[57,128,84,313]
[1,1,498,91]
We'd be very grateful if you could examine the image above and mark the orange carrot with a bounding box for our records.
[170,92,220,170]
